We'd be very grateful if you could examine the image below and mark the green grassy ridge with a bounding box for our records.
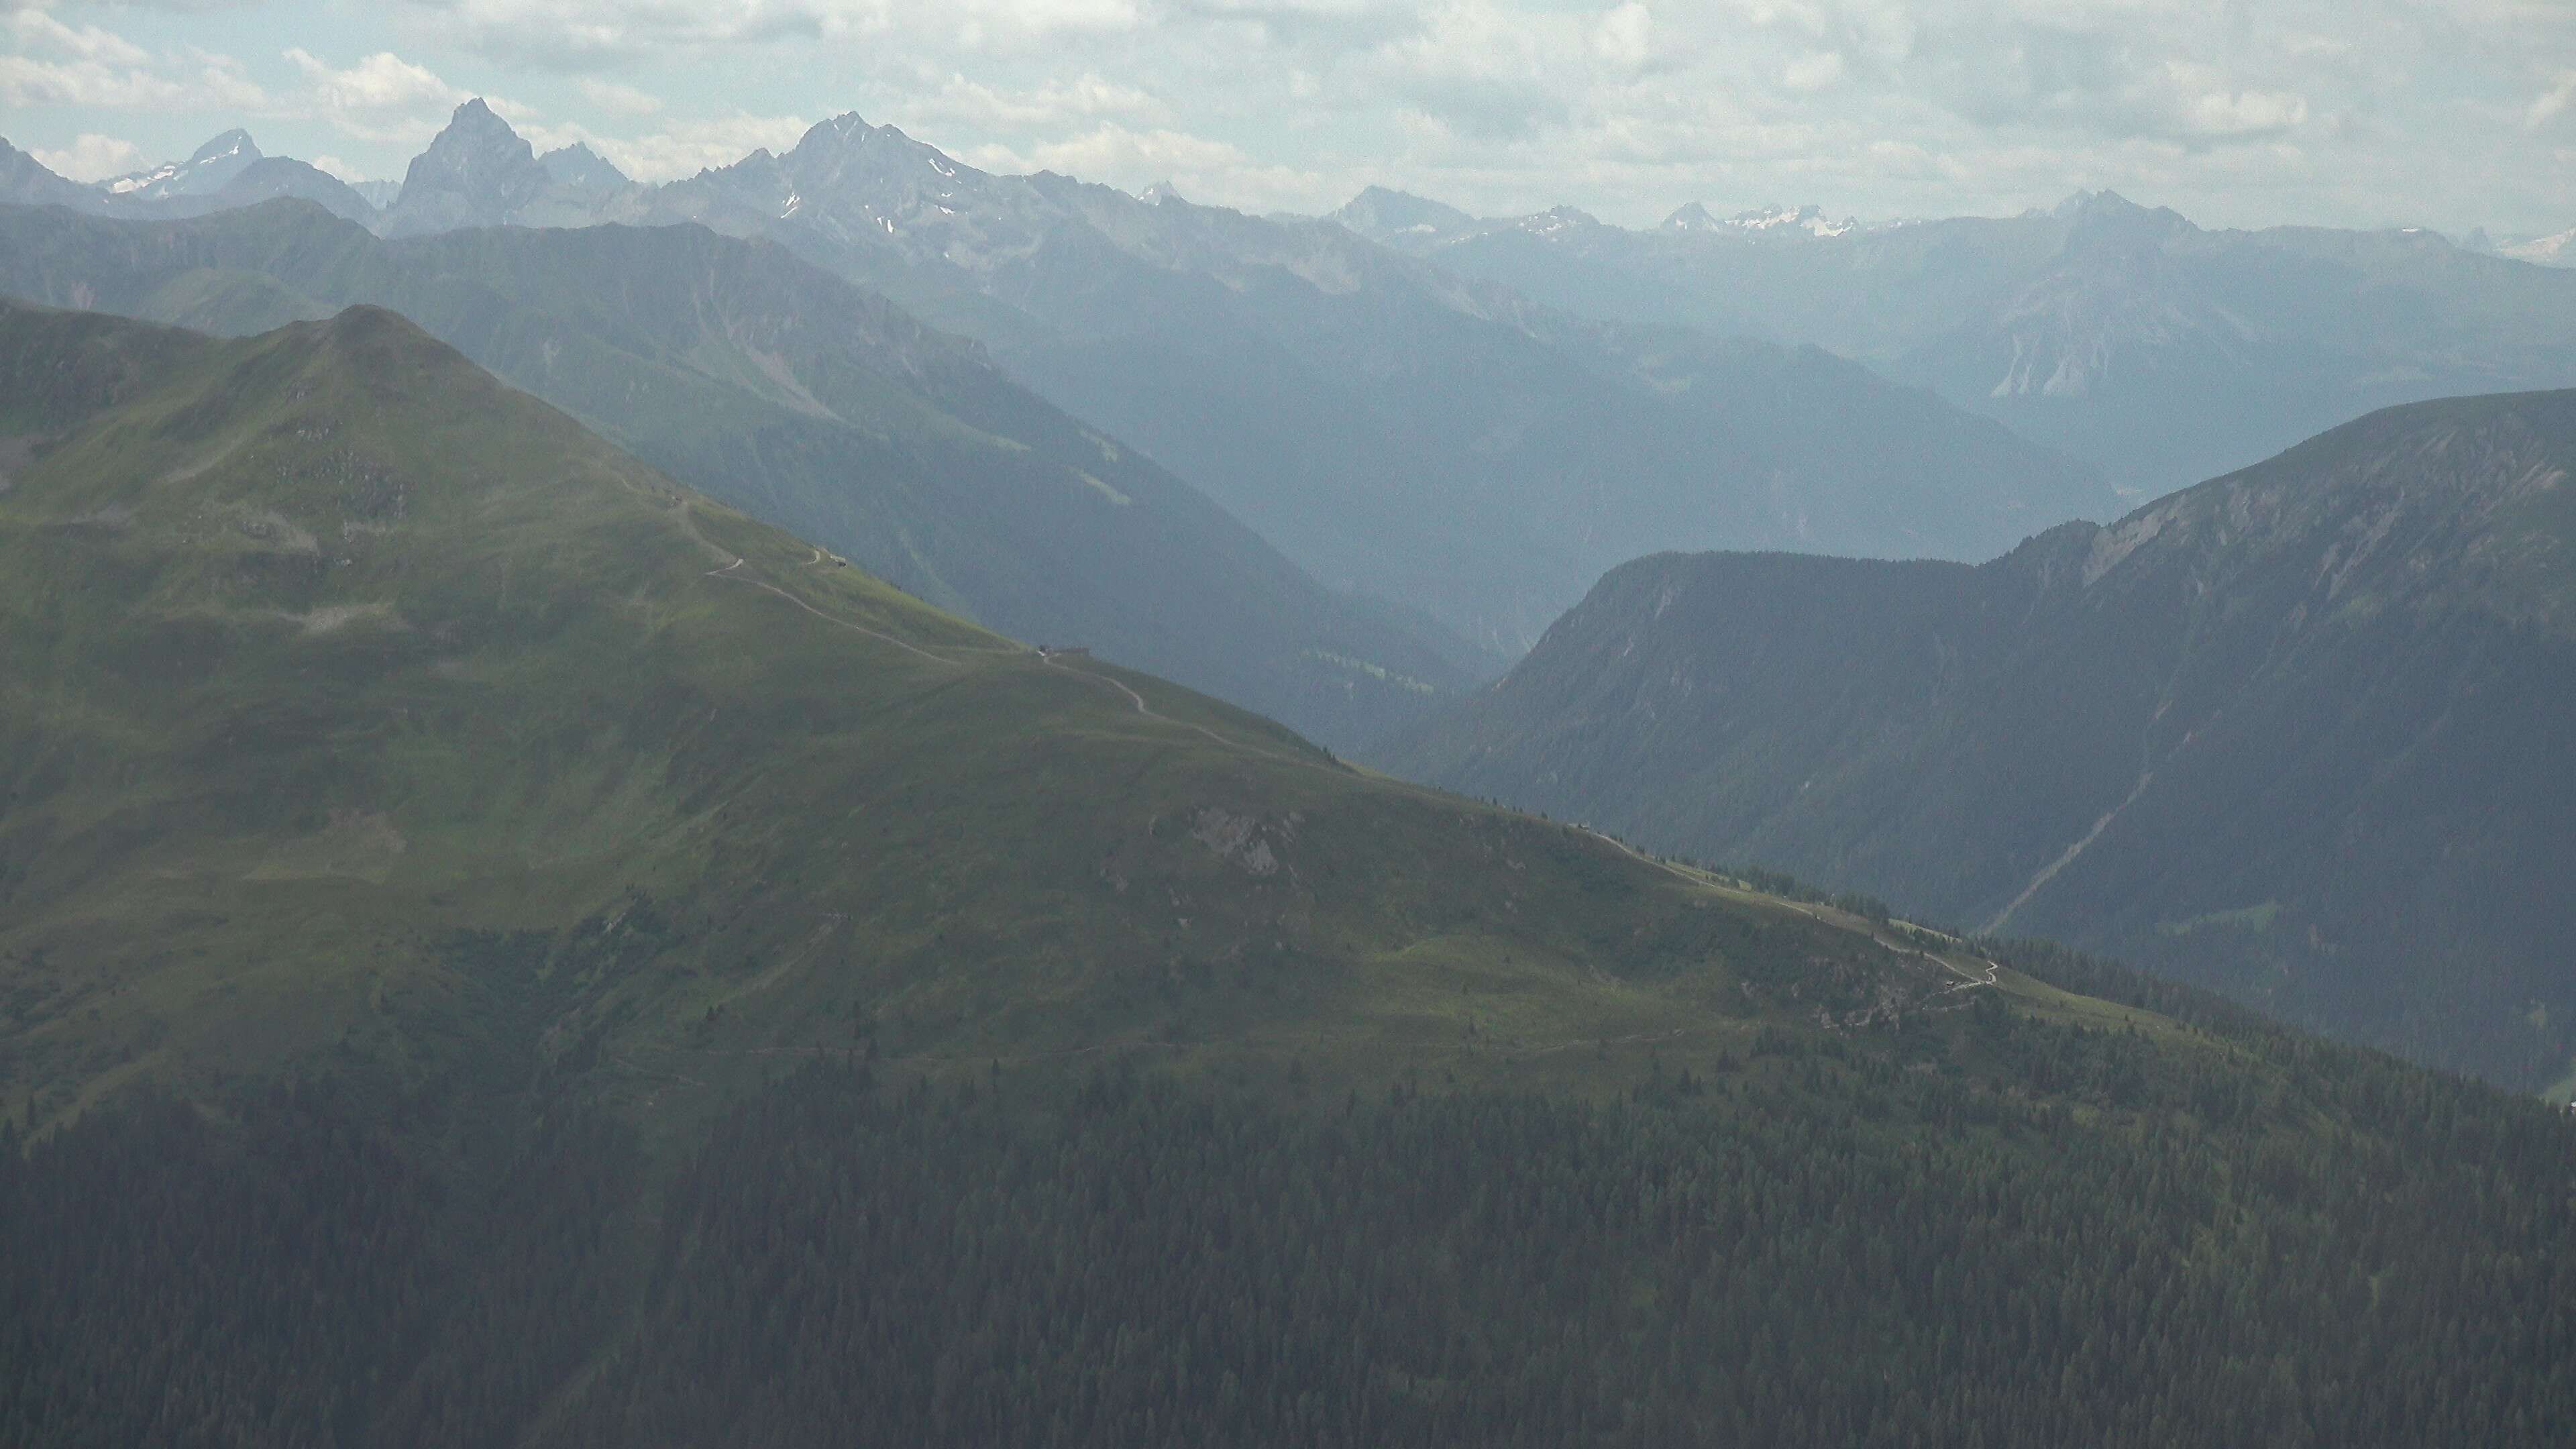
[0,299,2095,1132]
[0,201,1477,750]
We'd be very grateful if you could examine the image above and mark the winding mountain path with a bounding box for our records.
[703,556,963,665]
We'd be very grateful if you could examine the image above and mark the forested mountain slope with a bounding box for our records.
[1391,390,2576,1086]
[0,200,1466,747]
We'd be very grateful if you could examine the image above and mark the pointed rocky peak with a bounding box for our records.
[186,129,259,168]
[781,111,951,177]
[0,138,96,209]
[792,112,890,155]
[1686,203,1857,238]
[1511,204,1601,239]
[382,99,551,236]
[402,99,539,189]
[96,127,263,201]
[540,143,629,191]
[1662,201,1719,231]
[2053,189,2187,227]
[444,97,518,142]
[2054,190,2194,251]
[1329,185,1476,242]
[1138,178,1186,206]
[407,99,537,174]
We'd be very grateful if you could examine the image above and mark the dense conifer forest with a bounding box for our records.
[6,944,2571,1447]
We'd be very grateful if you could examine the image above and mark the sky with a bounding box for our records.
[4,0,2573,235]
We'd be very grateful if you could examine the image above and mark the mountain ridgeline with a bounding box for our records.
[0,199,1470,748]
[0,301,2573,1445]
[0,297,2015,1126]
[9,102,2119,654]
[1391,390,2576,1087]
[1342,188,2576,504]
[614,111,2115,649]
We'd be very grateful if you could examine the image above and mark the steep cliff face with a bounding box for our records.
[1392,391,2576,1085]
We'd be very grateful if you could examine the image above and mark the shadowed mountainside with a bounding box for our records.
[1390,391,2576,1086]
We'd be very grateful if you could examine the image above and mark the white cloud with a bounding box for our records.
[281,48,468,143]
[307,153,367,180]
[523,113,816,180]
[965,120,1330,211]
[0,11,266,110]
[577,76,664,115]
[9,9,151,66]
[1590,3,1652,72]
[908,72,1165,129]
[30,132,141,180]
[2182,87,2308,138]
[2528,70,2576,130]
[1783,51,1843,93]
[285,48,461,115]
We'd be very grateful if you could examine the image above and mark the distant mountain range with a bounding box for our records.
[1390,390,2576,1088]
[602,109,2112,651]
[0,201,1468,748]
[4,107,2118,655]
[5,129,375,224]
[1337,188,2576,503]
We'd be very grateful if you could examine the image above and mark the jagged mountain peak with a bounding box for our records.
[539,142,629,191]
[445,97,513,133]
[1665,202,1855,238]
[1,138,93,208]
[409,99,537,172]
[187,129,257,164]
[2052,189,2192,235]
[381,99,551,237]
[100,128,264,201]
[796,111,902,152]
[1330,186,1477,241]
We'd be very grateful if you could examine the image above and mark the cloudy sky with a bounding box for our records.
[5,0,2572,234]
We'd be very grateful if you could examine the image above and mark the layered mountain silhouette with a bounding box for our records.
[1391,391,2576,1086]
[1,104,2120,653]
[612,110,2114,650]
[1,131,373,223]
[0,201,1466,746]
[1345,188,2576,502]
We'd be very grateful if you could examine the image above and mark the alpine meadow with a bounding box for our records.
[5,3,2576,1444]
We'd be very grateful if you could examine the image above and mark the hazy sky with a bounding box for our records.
[5,0,2572,233]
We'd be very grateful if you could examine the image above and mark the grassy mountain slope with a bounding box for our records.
[1390,390,2576,1086]
[5,302,2575,1448]
[0,299,2030,1126]
[0,200,1468,748]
